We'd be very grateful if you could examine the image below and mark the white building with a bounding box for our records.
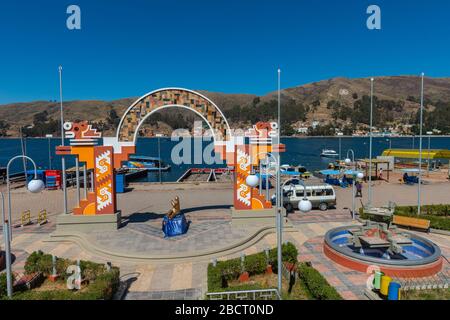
[297,127,308,134]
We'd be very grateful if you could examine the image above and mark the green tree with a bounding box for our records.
[281,122,296,136]
[107,107,120,127]
[33,111,48,124]
[0,120,10,136]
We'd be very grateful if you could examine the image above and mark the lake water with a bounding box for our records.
[1,136,449,182]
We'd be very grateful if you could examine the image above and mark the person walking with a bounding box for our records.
[355,181,363,197]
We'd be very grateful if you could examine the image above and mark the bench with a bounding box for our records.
[391,215,431,232]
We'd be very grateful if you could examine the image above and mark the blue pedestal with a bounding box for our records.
[162,214,188,238]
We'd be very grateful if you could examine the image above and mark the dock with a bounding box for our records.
[177,168,234,183]
[116,168,149,181]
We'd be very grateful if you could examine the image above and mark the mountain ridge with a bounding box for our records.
[1,75,450,136]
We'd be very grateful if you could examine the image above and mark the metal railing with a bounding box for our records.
[206,289,281,300]
[392,271,449,291]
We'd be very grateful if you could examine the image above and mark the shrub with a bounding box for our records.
[297,263,342,300]
[84,267,120,300]
[243,254,267,276]
[56,258,72,281]
[15,251,120,300]
[24,251,53,276]
[269,242,299,270]
[207,264,223,292]
[281,242,298,264]
[11,267,120,300]
[80,260,106,283]
[217,258,241,280]
[207,242,299,292]
[0,272,15,298]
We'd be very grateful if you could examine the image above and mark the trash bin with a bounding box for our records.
[380,275,392,297]
[388,282,401,300]
[374,271,384,290]
[115,174,125,193]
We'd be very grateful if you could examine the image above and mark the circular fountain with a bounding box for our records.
[324,222,443,277]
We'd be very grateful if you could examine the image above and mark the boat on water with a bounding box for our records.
[124,155,171,171]
[320,149,339,158]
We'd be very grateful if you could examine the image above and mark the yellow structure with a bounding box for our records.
[21,210,31,227]
[380,275,392,296]
[38,209,48,225]
[382,149,450,159]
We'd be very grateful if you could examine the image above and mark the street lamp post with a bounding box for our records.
[158,136,162,184]
[345,150,364,220]
[47,136,52,170]
[59,66,68,214]
[338,135,342,162]
[246,156,312,296]
[276,68,282,294]
[3,155,45,298]
[418,73,425,216]
[6,155,45,241]
[426,131,432,175]
[1,192,12,298]
[247,151,281,293]
[368,78,374,207]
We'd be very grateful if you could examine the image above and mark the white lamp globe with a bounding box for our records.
[246,175,259,188]
[357,172,364,179]
[28,179,45,193]
[298,199,312,213]
[344,158,352,165]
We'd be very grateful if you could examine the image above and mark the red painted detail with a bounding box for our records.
[73,193,96,215]
[94,146,116,215]
[323,242,443,278]
[265,265,273,275]
[239,272,250,283]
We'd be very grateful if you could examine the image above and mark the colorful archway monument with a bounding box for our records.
[55,88,285,232]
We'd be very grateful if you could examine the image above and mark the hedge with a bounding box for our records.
[395,205,450,231]
[297,263,342,300]
[11,269,120,300]
[360,204,450,231]
[0,272,15,298]
[208,242,298,292]
[24,250,109,281]
[3,250,120,300]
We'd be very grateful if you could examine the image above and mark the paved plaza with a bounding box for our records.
[1,182,450,299]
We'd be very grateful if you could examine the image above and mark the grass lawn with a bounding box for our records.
[227,273,311,300]
[401,288,450,300]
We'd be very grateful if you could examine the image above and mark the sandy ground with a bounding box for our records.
[1,177,450,223]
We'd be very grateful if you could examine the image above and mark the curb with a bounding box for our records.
[44,225,296,264]
[430,228,450,236]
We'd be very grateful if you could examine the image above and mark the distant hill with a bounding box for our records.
[1,75,450,137]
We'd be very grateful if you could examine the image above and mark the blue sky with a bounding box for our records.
[0,0,449,103]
